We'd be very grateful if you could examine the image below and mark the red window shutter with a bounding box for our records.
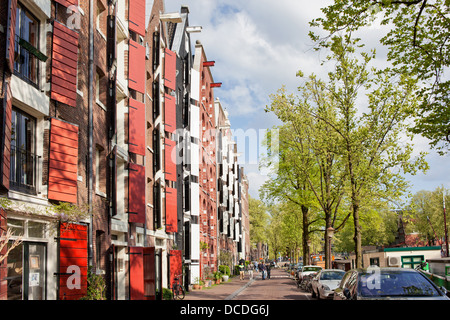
[169,250,182,288]
[0,208,7,300]
[128,163,145,224]
[5,0,18,72]
[128,0,146,37]
[128,39,146,94]
[165,187,177,233]
[164,138,176,182]
[48,118,79,204]
[128,98,146,156]
[51,21,79,108]
[164,94,176,133]
[58,222,88,300]
[129,246,144,300]
[1,83,13,190]
[143,247,156,300]
[164,48,176,91]
[54,0,79,7]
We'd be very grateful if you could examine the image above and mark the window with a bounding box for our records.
[10,108,38,194]
[6,218,47,300]
[153,127,160,174]
[369,257,380,267]
[401,255,424,269]
[95,147,106,196]
[96,0,107,39]
[96,230,105,268]
[153,181,161,229]
[14,3,40,86]
[96,71,106,110]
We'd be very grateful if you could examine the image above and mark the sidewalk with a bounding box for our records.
[183,274,256,300]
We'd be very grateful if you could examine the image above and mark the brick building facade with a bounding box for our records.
[0,0,249,300]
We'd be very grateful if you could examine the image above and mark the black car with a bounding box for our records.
[333,267,449,300]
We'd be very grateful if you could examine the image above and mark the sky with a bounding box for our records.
[157,0,450,203]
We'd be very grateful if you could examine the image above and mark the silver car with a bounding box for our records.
[311,269,346,299]
[333,267,450,300]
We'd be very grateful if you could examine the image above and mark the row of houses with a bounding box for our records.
[0,0,250,300]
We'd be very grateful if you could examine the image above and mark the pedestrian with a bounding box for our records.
[239,262,245,280]
[248,264,254,280]
[261,263,266,280]
[266,263,271,279]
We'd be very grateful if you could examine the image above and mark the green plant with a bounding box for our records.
[79,267,106,300]
[162,288,173,300]
[219,265,230,277]
[213,271,222,280]
[200,241,209,251]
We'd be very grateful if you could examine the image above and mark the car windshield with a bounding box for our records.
[358,270,441,297]
[320,271,345,281]
[303,267,321,272]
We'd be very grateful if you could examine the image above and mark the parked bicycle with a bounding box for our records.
[298,274,314,292]
[172,275,185,300]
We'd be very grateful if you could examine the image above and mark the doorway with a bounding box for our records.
[7,242,46,300]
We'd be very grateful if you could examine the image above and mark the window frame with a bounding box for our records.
[10,107,38,195]
[14,2,41,88]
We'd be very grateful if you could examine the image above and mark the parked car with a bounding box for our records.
[333,267,450,300]
[298,265,322,281]
[311,269,346,299]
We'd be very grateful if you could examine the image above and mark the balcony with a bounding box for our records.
[10,145,40,195]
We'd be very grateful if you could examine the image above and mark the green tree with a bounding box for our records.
[310,0,450,154]
[299,35,428,267]
[405,187,450,244]
[264,81,349,268]
[249,196,270,252]
[260,125,322,264]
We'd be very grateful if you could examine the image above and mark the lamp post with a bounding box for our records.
[327,227,335,269]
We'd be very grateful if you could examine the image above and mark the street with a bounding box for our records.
[184,268,313,300]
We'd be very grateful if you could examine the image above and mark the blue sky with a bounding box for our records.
[158,0,450,201]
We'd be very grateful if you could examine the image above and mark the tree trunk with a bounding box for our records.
[301,205,310,265]
[352,201,362,268]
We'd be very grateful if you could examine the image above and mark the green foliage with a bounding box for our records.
[218,265,231,277]
[248,196,270,244]
[213,271,222,280]
[79,267,106,300]
[48,202,90,223]
[404,186,450,243]
[263,33,428,267]
[310,0,450,154]
[162,288,173,300]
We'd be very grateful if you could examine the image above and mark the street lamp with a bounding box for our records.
[327,227,335,269]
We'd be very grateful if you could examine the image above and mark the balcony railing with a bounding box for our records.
[14,35,46,87]
[10,145,40,195]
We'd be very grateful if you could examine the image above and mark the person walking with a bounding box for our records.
[266,263,271,279]
[261,262,266,280]
[239,262,245,280]
[247,263,254,280]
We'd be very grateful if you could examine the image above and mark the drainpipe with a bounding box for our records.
[88,0,94,267]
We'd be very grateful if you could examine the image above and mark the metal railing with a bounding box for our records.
[10,145,40,195]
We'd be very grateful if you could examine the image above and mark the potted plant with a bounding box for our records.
[193,277,200,290]
[219,265,230,282]
[213,271,222,284]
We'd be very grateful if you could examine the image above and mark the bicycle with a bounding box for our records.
[172,275,185,300]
